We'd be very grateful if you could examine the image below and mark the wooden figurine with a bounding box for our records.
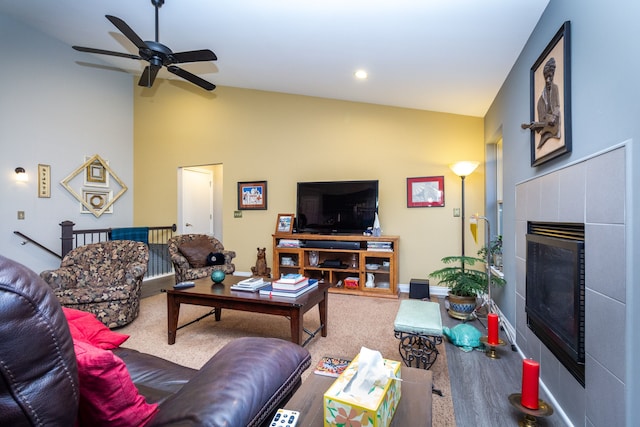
[251,247,271,277]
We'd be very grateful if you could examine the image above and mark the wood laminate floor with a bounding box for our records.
[142,278,568,426]
[438,298,568,427]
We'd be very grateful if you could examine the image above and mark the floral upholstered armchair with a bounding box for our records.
[40,240,148,328]
[168,234,236,283]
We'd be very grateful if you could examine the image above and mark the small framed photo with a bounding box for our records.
[38,164,51,198]
[276,213,295,234]
[238,181,267,210]
[81,189,113,214]
[84,156,109,187]
[526,21,572,167]
[407,176,445,208]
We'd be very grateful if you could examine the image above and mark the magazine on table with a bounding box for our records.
[313,356,352,377]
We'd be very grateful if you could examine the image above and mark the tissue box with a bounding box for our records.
[324,354,401,427]
[343,277,359,289]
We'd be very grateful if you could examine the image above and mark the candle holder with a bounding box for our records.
[508,393,554,427]
[479,335,505,359]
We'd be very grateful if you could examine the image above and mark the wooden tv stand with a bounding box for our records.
[272,233,399,298]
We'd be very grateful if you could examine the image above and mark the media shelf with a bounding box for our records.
[272,233,399,298]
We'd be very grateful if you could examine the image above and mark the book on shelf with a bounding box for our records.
[259,280,318,298]
[277,239,301,248]
[272,278,309,291]
[313,356,352,378]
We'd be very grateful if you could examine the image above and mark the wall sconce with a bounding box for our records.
[449,161,480,270]
[15,167,28,182]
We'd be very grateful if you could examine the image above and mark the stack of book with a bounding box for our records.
[272,274,308,290]
[229,277,269,292]
[259,274,318,298]
[277,239,301,248]
[367,241,393,252]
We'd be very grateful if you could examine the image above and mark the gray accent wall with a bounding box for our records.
[516,147,627,426]
[485,1,640,425]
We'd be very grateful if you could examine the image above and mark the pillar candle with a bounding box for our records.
[487,313,499,345]
[521,359,540,409]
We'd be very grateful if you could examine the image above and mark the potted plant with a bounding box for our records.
[429,255,506,320]
[477,235,503,270]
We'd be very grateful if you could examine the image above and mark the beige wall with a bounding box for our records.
[133,82,485,285]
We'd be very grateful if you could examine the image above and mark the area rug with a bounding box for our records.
[119,292,456,426]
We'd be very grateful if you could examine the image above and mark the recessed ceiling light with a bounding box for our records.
[354,70,368,79]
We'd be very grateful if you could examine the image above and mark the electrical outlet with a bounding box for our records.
[453,208,461,217]
[234,210,242,218]
[17,211,25,220]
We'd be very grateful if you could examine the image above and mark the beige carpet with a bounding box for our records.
[119,292,456,426]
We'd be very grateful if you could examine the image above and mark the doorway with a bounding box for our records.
[177,165,223,239]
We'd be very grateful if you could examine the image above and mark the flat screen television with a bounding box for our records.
[296,180,379,234]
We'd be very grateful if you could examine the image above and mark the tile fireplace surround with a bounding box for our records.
[515,146,626,426]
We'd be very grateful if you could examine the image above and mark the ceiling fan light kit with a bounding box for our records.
[72,0,216,91]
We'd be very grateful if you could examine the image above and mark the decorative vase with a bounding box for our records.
[447,292,477,320]
[365,273,375,288]
[211,270,225,284]
[309,251,319,267]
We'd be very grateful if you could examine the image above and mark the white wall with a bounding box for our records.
[0,14,134,274]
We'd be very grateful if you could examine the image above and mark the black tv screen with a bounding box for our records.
[296,180,379,234]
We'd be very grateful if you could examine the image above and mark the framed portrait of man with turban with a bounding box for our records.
[522,21,572,167]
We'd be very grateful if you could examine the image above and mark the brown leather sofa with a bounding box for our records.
[0,255,311,427]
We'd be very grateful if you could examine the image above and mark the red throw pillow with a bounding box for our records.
[74,339,158,427]
[63,307,129,349]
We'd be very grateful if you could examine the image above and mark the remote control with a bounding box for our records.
[173,281,195,289]
[269,408,299,426]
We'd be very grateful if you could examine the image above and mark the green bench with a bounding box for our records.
[393,299,443,370]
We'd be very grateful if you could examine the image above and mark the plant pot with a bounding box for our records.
[447,292,477,320]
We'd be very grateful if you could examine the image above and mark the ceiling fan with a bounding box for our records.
[72,0,217,91]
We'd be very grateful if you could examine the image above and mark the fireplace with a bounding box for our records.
[526,222,585,386]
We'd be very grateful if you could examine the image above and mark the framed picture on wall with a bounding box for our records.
[407,176,445,207]
[275,213,295,234]
[524,20,572,167]
[237,181,267,210]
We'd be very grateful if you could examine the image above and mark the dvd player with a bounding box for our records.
[303,240,361,250]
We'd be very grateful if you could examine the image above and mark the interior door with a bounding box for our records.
[179,168,213,235]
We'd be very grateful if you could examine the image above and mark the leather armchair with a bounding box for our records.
[40,240,149,328]
[0,255,311,427]
[168,234,236,283]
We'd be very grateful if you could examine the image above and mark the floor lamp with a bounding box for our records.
[449,161,479,270]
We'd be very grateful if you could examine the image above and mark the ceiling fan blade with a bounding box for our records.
[73,45,142,60]
[171,49,217,64]
[106,15,147,50]
[138,64,161,88]
[167,65,216,91]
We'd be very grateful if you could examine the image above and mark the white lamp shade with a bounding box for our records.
[449,161,480,177]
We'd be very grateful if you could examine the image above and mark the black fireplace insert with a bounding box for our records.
[526,222,585,386]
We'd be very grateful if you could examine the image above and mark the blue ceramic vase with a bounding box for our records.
[211,270,225,283]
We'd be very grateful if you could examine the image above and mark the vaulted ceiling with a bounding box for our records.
[0,0,549,117]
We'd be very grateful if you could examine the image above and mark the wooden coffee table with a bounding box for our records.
[282,365,433,426]
[166,275,329,346]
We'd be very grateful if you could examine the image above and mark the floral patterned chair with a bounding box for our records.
[40,240,148,328]
[168,234,236,283]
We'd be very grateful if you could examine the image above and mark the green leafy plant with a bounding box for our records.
[477,235,503,258]
[429,255,506,297]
